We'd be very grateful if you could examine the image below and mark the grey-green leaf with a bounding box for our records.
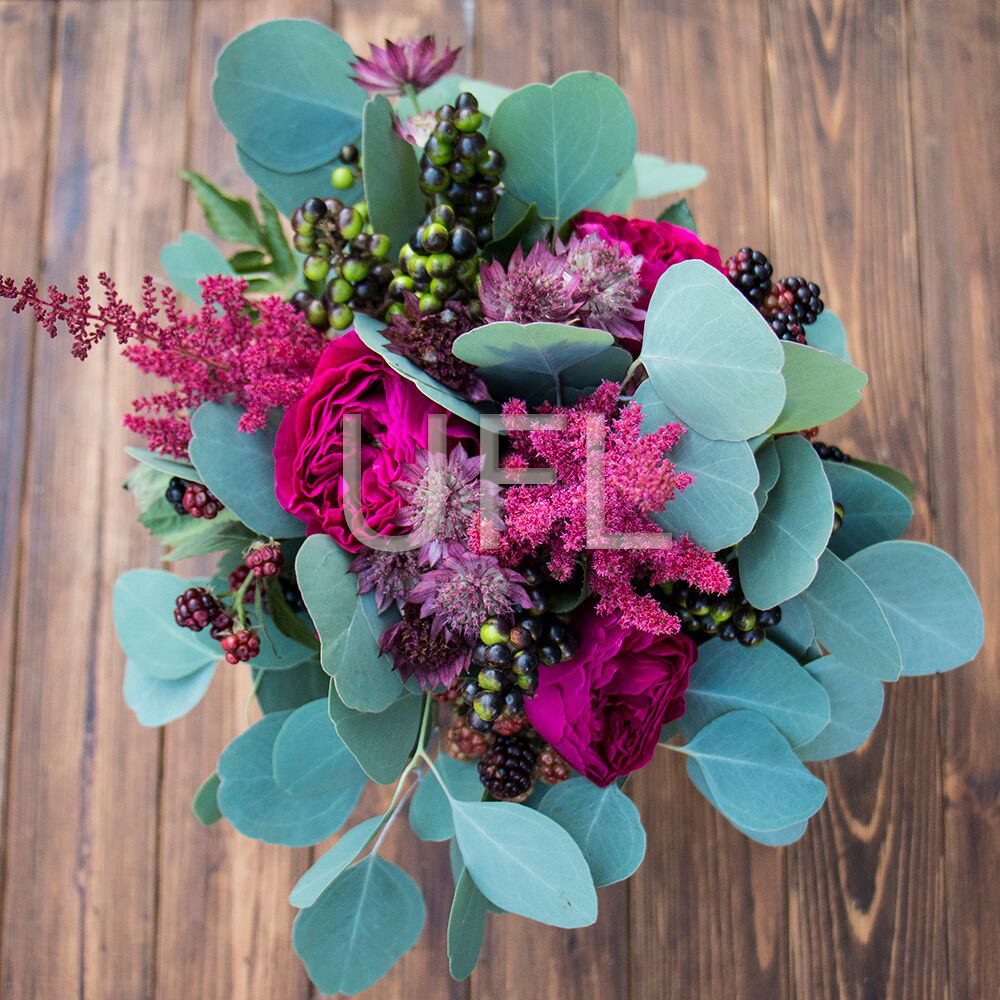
[123,659,216,727]
[448,867,488,981]
[328,686,422,784]
[768,596,815,658]
[754,440,780,510]
[181,170,261,245]
[409,756,486,842]
[192,772,222,827]
[272,699,365,797]
[804,310,851,362]
[823,460,912,558]
[851,458,916,501]
[657,198,697,231]
[537,777,646,887]
[292,856,425,996]
[289,815,384,908]
[847,540,984,675]
[236,145,363,217]
[124,446,202,483]
[160,231,233,303]
[633,154,707,198]
[638,260,786,440]
[451,800,598,928]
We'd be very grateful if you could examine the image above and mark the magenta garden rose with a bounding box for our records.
[526,608,698,786]
[273,330,476,552]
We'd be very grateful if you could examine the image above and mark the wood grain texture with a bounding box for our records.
[619,4,788,998]
[909,1,1000,998]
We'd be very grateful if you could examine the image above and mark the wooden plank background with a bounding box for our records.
[0,0,996,997]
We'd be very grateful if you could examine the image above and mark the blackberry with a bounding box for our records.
[182,482,223,519]
[445,717,494,761]
[768,310,807,344]
[219,628,260,664]
[538,745,571,785]
[165,476,190,515]
[478,734,537,801]
[246,542,283,578]
[777,276,824,325]
[812,440,851,463]
[725,247,773,306]
[492,712,528,737]
[227,564,260,607]
[174,587,226,633]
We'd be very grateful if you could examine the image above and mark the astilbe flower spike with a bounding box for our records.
[351,36,461,97]
[480,381,730,634]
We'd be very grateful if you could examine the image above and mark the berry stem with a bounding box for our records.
[231,568,256,628]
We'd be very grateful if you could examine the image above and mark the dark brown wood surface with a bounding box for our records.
[0,1,996,997]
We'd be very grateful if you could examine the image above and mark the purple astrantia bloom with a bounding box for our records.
[407,551,531,642]
[396,444,483,566]
[478,242,582,325]
[349,549,422,614]
[563,233,646,343]
[379,604,472,690]
[394,110,438,147]
[351,36,461,97]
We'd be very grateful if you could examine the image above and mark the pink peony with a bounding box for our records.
[526,610,697,786]
[574,211,725,314]
[273,331,476,552]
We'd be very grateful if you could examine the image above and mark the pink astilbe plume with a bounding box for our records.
[1,272,327,457]
[486,381,730,634]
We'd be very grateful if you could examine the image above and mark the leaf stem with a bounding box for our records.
[404,84,422,117]
[371,768,421,857]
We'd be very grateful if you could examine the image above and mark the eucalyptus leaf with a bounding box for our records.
[189,402,304,537]
[487,197,549,259]
[799,549,902,681]
[795,655,885,761]
[823,460,912,558]
[328,686,422,784]
[451,800,598,927]
[634,381,759,549]
[633,154,707,198]
[448,866,488,981]
[805,310,852,362]
[409,756,486,842]
[681,637,830,748]
[160,231,233,303]
[181,170,260,244]
[192,773,222,827]
[236,145,363,217]
[488,71,636,224]
[847,540,984,675]
[588,162,637,214]
[754,440,780,511]
[249,608,319,671]
[213,20,365,173]
[289,815,384,908]
[638,260,786,440]
[362,94,426,254]
[657,198,697,231]
[256,658,329,714]
[158,511,255,562]
[123,658,216,728]
[562,345,633,389]
[676,709,827,831]
[768,342,868,435]
[738,434,833,608]
[292,856,425,996]
[538,778,646,887]
[217,712,361,847]
[768,596,815,658]
[851,458,916,501]
[124,446,202,483]
[272,699,365,797]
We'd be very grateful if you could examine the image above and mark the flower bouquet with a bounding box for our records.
[1,19,984,997]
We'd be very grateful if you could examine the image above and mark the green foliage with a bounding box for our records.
[353,313,484,425]
[213,20,365,174]
[409,756,485,842]
[182,170,261,244]
[451,320,614,405]
[638,260,786,440]
[124,446,202,483]
[847,540,984,675]
[537,778,646,887]
[188,402,305,538]
[292,856,425,996]
[851,458,916,501]
[216,711,363,847]
[272,699,365,796]
[451,799,598,927]
[123,658,216,728]
[679,638,830,748]
[160,231,234,303]
[823,460,912,558]
[634,381,759,549]
[361,95,425,254]
[795,655,885,761]
[487,195,548,260]
[768,342,868,434]
[289,815,385,908]
[799,549,902,681]
[328,686,422,784]
[754,440,780,510]
[192,772,222,827]
[448,867,488,981]
[256,658,329,714]
[488,72,636,225]
[805,310,852,362]
[236,145,363,217]
[657,197,697,231]
[767,596,815,658]
[738,435,833,608]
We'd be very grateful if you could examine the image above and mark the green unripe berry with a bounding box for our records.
[293,234,315,254]
[473,690,501,722]
[368,233,391,260]
[303,255,330,282]
[398,242,415,263]
[427,252,456,277]
[405,254,429,281]
[342,258,369,283]
[450,159,476,183]
[430,204,456,228]
[328,277,353,304]
[419,165,449,194]
[330,165,355,190]
[733,606,758,632]
[481,617,512,646]
[418,292,442,313]
[455,107,483,132]
[355,201,369,222]
[425,135,454,166]
[328,303,354,331]
[710,597,736,624]
[388,274,415,300]
[477,667,505,693]
[337,207,363,240]
[478,148,506,177]
[429,276,456,299]
[386,302,405,319]
[305,298,328,327]
[300,197,328,222]
[422,223,450,253]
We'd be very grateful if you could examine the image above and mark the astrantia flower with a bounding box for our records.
[394,110,438,146]
[349,549,422,614]
[383,294,489,402]
[563,233,646,343]
[396,444,483,565]
[479,243,581,325]
[351,36,461,97]
[407,551,530,642]
[379,604,472,690]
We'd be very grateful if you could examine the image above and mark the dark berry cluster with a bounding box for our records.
[174,587,232,638]
[280,574,306,613]
[812,440,851,463]
[181,482,223,519]
[478,734,537,801]
[724,247,773,306]
[247,541,283,578]
[220,629,260,664]
[228,564,261,607]
[290,196,393,331]
[165,476,189,515]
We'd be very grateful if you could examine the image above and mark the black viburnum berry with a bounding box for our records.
[478,734,537,801]
[725,247,773,306]
[165,476,190,515]
[182,482,223,519]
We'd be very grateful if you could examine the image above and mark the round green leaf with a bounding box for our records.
[754,440,780,510]
[633,153,707,198]
[213,20,365,173]
[488,71,636,225]
[768,596,815,658]
[678,709,827,831]
[795,655,885,761]
[188,402,305,538]
[823,460,912,558]
[851,458,916,501]
[451,800,598,928]
[256,658,329,715]
[124,446,203,484]
[123,658,216,728]
[272,699,365,797]
[409,756,484,842]
[805,310,852,362]
[638,261,786,440]
[799,549,902,681]
[738,434,833,607]
[328,687,421,784]
[634,381,760,549]
[768,342,868,435]
[217,712,362,847]
[537,777,646,887]
[159,231,233,304]
[192,772,222,827]
[680,638,830,748]
[292,856,425,996]
[289,815,384,908]
[847,540,984,675]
